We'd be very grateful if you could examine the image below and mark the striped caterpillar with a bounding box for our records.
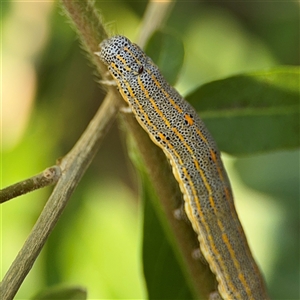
[97,35,269,300]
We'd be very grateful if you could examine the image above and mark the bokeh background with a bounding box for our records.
[1,1,299,299]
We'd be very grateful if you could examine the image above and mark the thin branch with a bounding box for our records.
[0,90,120,300]
[61,0,109,77]
[0,166,61,204]
[0,0,123,298]
[137,0,175,48]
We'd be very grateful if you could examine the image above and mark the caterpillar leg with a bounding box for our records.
[120,106,133,114]
[173,207,185,220]
[209,291,222,300]
[98,79,117,86]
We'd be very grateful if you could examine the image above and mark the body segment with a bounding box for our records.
[98,35,269,299]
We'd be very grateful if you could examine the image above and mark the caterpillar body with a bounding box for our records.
[98,35,269,300]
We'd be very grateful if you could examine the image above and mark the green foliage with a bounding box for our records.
[145,30,184,85]
[186,66,300,155]
[141,173,195,300]
[32,285,87,300]
[2,1,299,300]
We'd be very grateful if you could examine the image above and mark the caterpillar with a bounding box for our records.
[97,35,269,300]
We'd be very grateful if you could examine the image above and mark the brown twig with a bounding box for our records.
[0,90,120,300]
[0,166,61,204]
[0,0,121,298]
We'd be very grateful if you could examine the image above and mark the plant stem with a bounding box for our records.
[0,90,120,300]
[0,166,61,204]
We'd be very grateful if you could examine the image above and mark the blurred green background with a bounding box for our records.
[1,1,299,299]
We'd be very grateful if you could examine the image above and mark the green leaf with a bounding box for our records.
[145,30,184,86]
[141,173,195,300]
[31,285,87,300]
[186,66,300,155]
